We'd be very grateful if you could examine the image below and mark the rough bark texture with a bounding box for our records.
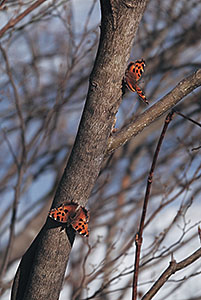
[11,0,149,299]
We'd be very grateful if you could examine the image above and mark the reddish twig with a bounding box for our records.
[132,111,175,300]
[0,0,47,38]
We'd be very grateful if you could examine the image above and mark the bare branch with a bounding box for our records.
[142,247,201,300]
[0,0,47,38]
[107,69,201,154]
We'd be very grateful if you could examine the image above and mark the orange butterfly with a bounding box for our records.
[49,202,89,237]
[124,59,149,105]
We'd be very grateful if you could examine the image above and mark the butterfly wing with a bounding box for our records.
[134,83,149,105]
[124,62,137,92]
[49,203,77,223]
[71,207,90,237]
[124,59,148,105]
[125,59,145,88]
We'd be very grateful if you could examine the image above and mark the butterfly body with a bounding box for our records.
[124,59,149,105]
[49,202,89,237]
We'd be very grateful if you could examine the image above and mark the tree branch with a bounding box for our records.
[142,247,201,300]
[107,69,201,154]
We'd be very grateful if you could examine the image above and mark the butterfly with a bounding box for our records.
[124,59,149,105]
[49,202,89,237]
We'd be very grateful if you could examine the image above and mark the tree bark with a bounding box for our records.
[11,0,149,299]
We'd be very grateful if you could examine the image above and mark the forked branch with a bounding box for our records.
[142,247,201,300]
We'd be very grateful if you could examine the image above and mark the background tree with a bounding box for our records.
[0,0,201,299]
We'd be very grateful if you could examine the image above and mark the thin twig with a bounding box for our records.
[173,110,201,151]
[72,240,92,300]
[0,166,24,280]
[192,146,201,151]
[1,128,19,168]
[132,111,175,300]
[0,0,47,38]
[0,0,7,9]
[173,109,201,128]
[198,226,201,244]
[0,45,26,281]
[141,247,201,300]
[0,45,26,162]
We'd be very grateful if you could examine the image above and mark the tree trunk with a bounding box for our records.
[11,0,149,299]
